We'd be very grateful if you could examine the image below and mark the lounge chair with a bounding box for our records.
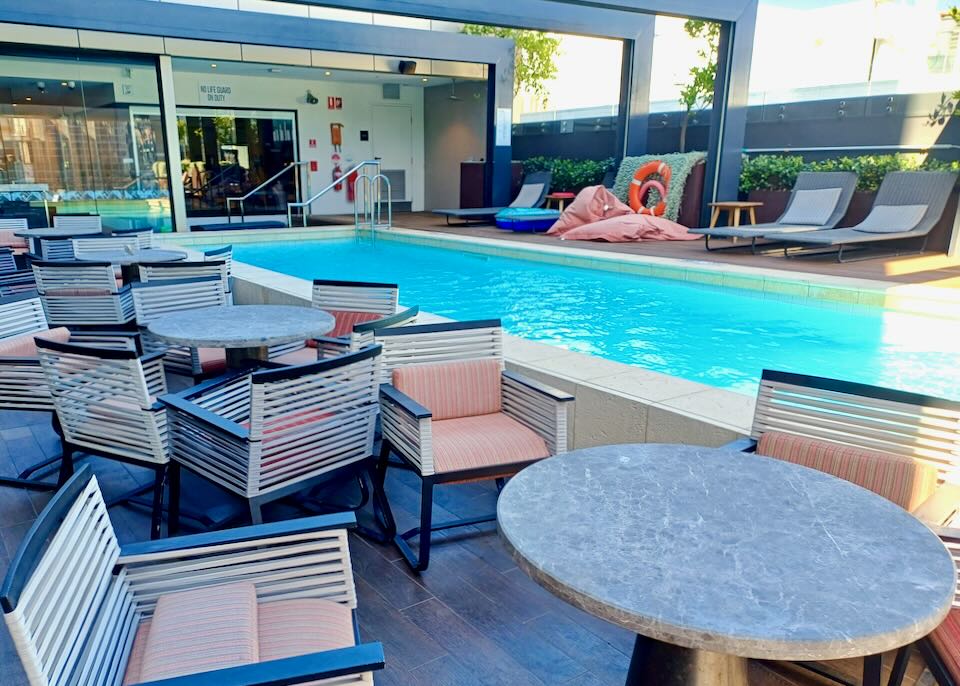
[779,171,958,261]
[432,171,552,225]
[689,171,858,252]
[31,260,135,326]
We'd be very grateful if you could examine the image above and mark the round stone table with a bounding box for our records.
[147,304,335,368]
[497,444,956,686]
[80,248,186,283]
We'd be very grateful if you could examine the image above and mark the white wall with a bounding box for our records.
[172,70,425,214]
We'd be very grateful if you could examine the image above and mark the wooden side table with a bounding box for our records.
[708,201,763,228]
[545,192,576,212]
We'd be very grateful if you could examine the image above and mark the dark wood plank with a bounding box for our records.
[350,536,435,611]
[525,611,631,686]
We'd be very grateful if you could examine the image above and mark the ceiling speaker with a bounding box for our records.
[398,60,417,75]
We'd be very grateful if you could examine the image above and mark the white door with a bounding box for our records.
[371,105,412,201]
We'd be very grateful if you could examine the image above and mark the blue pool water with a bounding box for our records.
[232,238,960,399]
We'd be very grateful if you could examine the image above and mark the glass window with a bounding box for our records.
[0,49,172,231]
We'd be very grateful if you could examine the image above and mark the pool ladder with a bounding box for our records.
[354,172,392,245]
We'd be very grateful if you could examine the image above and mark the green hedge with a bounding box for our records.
[521,156,616,193]
[740,154,960,193]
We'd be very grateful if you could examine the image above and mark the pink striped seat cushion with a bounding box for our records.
[0,230,27,250]
[929,608,960,681]
[272,345,319,366]
[756,431,938,511]
[393,358,502,421]
[0,327,70,357]
[432,412,549,474]
[123,583,356,685]
[329,309,382,338]
[197,347,226,374]
[134,582,260,683]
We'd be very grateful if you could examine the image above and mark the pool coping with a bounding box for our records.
[157,225,960,320]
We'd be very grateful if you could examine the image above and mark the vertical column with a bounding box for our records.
[702,1,758,225]
[620,15,655,157]
[948,199,960,258]
[157,54,188,232]
[486,53,515,207]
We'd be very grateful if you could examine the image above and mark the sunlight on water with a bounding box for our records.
[232,239,960,400]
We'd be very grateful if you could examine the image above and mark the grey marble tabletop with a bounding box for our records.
[14,226,102,238]
[78,248,186,265]
[497,443,956,661]
[147,304,335,349]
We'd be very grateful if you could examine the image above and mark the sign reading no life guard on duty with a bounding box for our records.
[198,83,234,105]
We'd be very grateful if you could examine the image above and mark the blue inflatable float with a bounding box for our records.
[494,207,561,232]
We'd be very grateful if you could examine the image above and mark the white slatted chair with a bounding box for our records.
[161,345,393,532]
[112,226,153,248]
[733,369,960,525]
[0,466,384,686]
[36,336,171,538]
[31,260,134,326]
[375,319,574,571]
[131,276,229,379]
[272,279,417,365]
[0,246,17,273]
[204,243,232,275]
[53,214,102,231]
[37,238,76,261]
[0,217,29,254]
[72,235,139,259]
[137,259,229,289]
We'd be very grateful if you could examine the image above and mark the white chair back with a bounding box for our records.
[0,247,16,274]
[374,319,503,383]
[72,235,139,258]
[752,370,960,480]
[312,279,398,316]
[114,228,152,249]
[38,239,75,261]
[131,276,227,326]
[53,215,102,231]
[0,217,28,231]
[203,245,232,276]
[0,292,47,341]
[36,338,168,465]
[0,468,138,686]
[137,261,228,287]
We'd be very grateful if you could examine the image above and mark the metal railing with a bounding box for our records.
[286,160,381,228]
[354,173,392,239]
[227,161,307,224]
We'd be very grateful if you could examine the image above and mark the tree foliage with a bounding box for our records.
[462,25,560,105]
[677,19,720,152]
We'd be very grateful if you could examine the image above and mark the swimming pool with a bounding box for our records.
[231,236,960,400]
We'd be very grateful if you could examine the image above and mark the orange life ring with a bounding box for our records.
[628,160,672,215]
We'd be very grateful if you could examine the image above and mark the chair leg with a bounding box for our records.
[495,477,506,492]
[395,477,435,572]
[249,498,264,525]
[150,465,168,540]
[368,462,397,540]
[167,462,181,536]
[887,645,911,686]
[57,443,75,486]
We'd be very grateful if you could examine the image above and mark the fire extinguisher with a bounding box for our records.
[346,170,358,202]
[331,153,343,192]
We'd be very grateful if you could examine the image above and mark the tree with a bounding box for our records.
[677,19,720,152]
[929,7,960,124]
[462,25,560,106]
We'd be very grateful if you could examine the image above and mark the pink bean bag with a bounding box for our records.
[558,213,701,243]
[546,185,632,236]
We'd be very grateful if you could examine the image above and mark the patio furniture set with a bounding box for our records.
[0,227,958,685]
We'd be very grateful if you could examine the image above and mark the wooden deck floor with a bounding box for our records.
[0,406,939,685]
[314,211,960,289]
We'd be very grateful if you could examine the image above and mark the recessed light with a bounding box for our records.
[210,63,217,68]
[11,103,16,107]
[268,68,282,73]
[25,97,31,101]
[324,71,332,76]
[421,77,429,82]
[60,81,67,86]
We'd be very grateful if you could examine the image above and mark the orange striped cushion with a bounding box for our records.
[929,608,960,681]
[258,599,355,662]
[0,327,70,357]
[0,230,27,250]
[136,582,259,683]
[198,347,226,374]
[123,620,151,685]
[272,346,319,366]
[329,309,381,338]
[757,431,938,511]
[393,359,502,420]
[433,412,549,474]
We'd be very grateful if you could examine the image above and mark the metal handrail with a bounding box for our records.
[287,160,381,228]
[354,173,392,235]
[227,161,307,223]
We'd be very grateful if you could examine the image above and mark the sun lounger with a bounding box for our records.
[433,171,552,225]
[689,171,858,252]
[780,171,958,262]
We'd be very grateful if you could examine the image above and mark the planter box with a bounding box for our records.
[746,188,959,253]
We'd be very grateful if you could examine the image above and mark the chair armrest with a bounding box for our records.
[68,330,138,351]
[119,511,356,558]
[380,384,433,475]
[723,437,758,453]
[914,482,960,527]
[159,393,249,440]
[134,643,385,686]
[501,371,572,455]
[502,370,574,402]
[313,335,351,359]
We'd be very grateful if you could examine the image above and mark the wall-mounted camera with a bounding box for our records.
[305,90,319,105]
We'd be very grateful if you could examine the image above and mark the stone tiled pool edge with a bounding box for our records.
[201,251,751,448]
[157,226,960,320]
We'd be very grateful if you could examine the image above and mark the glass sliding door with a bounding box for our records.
[177,108,297,216]
[0,48,173,231]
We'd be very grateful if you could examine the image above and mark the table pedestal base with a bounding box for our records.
[226,346,269,369]
[626,636,749,686]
